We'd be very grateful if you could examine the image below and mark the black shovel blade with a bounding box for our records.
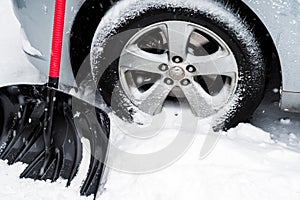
[0,85,110,198]
[0,86,46,165]
[19,97,83,185]
[72,99,110,196]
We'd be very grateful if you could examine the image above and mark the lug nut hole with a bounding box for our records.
[159,64,169,71]
[181,79,191,86]
[164,78,174,85]
[186,65,196,73]
[172,56,183,63]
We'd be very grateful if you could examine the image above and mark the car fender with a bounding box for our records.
[242,0,300,112]
[10,0,86,88]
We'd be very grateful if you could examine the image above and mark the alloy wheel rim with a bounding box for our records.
[118,20,238,118]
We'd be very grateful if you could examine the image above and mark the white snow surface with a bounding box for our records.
[1,1,300,200]
[0,161,93,200]
[0,138,93,200]
[103,123,300,200]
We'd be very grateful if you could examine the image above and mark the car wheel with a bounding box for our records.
[91,0,266,130]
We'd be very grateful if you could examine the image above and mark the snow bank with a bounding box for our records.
[101,123,300,200]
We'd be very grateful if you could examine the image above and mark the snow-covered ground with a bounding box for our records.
[1,1,300,200]
[103,123,300,200]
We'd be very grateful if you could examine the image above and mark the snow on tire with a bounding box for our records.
[91,0,266,130]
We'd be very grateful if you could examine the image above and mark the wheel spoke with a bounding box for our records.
[120,44,168,74]
[181,81,216,118]
[161,22,194,60]
[187,50,237,77]
[137,80,172,115]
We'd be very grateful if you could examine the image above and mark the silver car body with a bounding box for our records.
[6,0,300,112]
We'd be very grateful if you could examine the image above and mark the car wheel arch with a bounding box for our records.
[69,0,117,79]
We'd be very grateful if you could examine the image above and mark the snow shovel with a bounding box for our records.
[0,0,110,197]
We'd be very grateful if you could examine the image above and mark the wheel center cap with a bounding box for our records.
[169,66,185,80]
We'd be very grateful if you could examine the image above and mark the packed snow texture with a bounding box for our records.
[102,122,300,200]
[1,1,300,200]
[0,161,93,200]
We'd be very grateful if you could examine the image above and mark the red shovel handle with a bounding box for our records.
[49,0,66,78]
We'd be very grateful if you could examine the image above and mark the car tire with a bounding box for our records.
[91,0,266,130]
